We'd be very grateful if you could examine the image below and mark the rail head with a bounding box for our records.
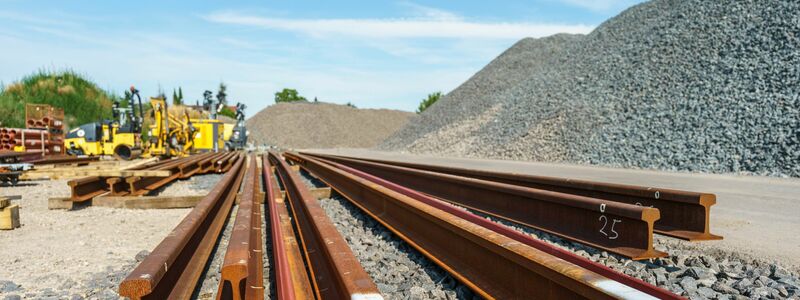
[268,152,382,300]
[119,153,246,299]
[218,154,265,300]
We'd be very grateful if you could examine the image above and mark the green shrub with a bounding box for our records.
[0,69,119,128]
[219,106,237,119]
[417,91,442,113]
[274,88,307,103]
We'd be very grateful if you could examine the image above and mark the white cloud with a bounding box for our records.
[559,0,640,12]
[396,1,462,21]
[203,11,593,39]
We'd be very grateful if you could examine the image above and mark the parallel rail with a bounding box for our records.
[310,153,720,241]
[263,155,314,300]
[117,151,690,300]
[69,153,231,201]
[302,153,665,260]
[119,153,246,299]
[287,152,665,299]
[218,154,265,299]
[268,152,381,299]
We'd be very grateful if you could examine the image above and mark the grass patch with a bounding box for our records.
[0,69,120,128]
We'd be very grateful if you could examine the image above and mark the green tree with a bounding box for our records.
[346,102,357,108]
[417,91,442,113]
[172,89,180,105]
[219,106,236,119]
[274,88,307,103]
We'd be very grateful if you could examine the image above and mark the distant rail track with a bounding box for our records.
[117,151,723,299]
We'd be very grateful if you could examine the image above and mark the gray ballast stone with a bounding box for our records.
[379,0,800,178]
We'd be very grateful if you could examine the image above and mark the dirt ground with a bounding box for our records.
[0,175,220,298]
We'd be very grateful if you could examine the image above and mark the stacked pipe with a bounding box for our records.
[27,117,64,134]
[0,128,63,154]
[24,103,65,154]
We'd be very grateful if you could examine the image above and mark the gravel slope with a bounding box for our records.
[247,102,413,149]
[380,0,800,178]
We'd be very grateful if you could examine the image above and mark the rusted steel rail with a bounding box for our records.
[70,158,176,201]
[125,153,216,196]
[287,152,663,299]
[68,176,110,202]
[263,155,314,300]
[199,152,228,173]
[288,152,680,300]
[214,152,237,173]
[0,150,43,163]
[302,153,665,260]
[119,153,246,299]
[311,153,720,241]
[268,152,381,299]
[218,154,265,300]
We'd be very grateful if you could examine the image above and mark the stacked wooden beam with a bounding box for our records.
[0,197,20,230]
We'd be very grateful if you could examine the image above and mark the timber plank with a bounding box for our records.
[93,195,204,209]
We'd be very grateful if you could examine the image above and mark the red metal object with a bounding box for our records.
[268,152,380,299]
[304,153,665,260]
[119,153,246,299]
[217,154,265,300]
[289,152,681,300]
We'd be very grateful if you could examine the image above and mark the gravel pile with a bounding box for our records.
[380,0,800,177]
[247,102,413,149]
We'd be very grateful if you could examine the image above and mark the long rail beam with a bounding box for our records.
[268,152,381,300]
[263,155,314,300]
[119,153,246,299]
[309,153,720,241]
[289,152,680,300]
[302,153,664,260]
[218,154,265,300]
[289,153,661,299]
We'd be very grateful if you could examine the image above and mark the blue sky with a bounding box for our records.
[0,0,642,115]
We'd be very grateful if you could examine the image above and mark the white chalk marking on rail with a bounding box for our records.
[600,203,606,213]
[609,219,621,240]
[599,215,608,236]
[593,279,658,300]
[351,293,385,300]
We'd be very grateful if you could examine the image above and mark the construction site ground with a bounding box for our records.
[0,175,220,297]
[307,148,800,272]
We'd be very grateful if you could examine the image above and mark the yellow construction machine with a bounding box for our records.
[65,87,144,160]
[143,97,198,158]
[66,86,233,160]
[66,86,205,160]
